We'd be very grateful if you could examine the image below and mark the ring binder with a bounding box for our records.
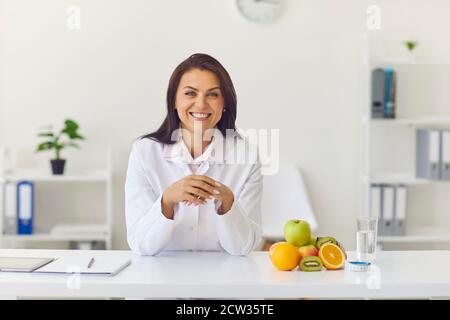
[17,181,34,235]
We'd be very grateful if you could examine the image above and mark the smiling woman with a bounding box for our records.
[142,53,238,145]
[125,53,263,256]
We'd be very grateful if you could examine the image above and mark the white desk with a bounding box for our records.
[0,249,449,299]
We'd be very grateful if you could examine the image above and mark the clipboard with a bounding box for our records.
[33,256,131,276]
[0,257,55,272]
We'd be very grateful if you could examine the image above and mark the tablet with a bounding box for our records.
[0,257,56,272]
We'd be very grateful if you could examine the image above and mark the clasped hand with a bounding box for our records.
[162,175,234,217]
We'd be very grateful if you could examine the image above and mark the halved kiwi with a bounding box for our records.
[299,256,323,272]
[316,236,337,248]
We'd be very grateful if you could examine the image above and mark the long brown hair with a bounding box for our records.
[141,53,239,144]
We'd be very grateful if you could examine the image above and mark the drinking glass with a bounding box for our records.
[356,217,378,262]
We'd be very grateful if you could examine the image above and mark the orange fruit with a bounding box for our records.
[318,243,345,270]
[270,242,301,271]
[269,241,287,256]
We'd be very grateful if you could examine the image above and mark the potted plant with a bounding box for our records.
[404,40,418,62]
[36,119,85,175]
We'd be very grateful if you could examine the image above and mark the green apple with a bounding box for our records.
[283,220,311,247]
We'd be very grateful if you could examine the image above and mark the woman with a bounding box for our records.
[125,53,262,256]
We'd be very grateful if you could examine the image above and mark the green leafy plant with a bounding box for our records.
[36,119,85,160]
[405,40,418,51]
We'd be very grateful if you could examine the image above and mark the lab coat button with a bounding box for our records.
[189,227,194,231]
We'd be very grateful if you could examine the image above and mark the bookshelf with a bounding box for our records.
[370,58,450,67]
[362,41,450,247]
[0,147,113,249]
[369,116,450,128]
[378,226,450,243]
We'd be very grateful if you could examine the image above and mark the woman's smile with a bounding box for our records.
[189,111,212,121]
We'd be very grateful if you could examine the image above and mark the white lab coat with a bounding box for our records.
[125,128,263,256]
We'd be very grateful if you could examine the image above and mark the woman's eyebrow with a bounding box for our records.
[183,86,221,92]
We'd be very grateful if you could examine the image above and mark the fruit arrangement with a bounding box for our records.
[269,219,346,272]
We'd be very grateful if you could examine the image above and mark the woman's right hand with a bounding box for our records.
[161,175,219,219]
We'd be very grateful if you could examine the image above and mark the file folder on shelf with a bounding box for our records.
[371,69,386,119]
[393,185,407,236]
[4,182,17,234]
[441,130,450,180]
[370,184,382,218]
[382,185,395,236]
[416,129,441,180]
[384,68,395,118]
[17,181,34,235]
[370,184,384,234]
[0,182,4,232]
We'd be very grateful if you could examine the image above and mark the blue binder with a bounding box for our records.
[384,67,394,118]
[17,181,34,235]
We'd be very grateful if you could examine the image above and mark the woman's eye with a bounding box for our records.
[208,92,219,97]
[184,91,196,96]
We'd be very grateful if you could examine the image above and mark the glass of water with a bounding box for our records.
[356,217,378,262]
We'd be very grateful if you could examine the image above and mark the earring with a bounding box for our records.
[223,108,226,112]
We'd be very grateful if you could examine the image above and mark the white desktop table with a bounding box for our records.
[0,249,449,299]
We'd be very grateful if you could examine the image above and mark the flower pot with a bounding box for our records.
[51,159,66,175]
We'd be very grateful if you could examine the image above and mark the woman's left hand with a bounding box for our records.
[211,181,234,215]
[184,177,234,214]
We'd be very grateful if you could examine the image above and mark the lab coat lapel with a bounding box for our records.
[162,128,225,176]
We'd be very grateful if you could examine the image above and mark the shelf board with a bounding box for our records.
[0,232,108,242]
[369,116,450,127]
[378,227,450,243]
[370,58,450,67]
[367,174,431,185]
[0,170,111,182]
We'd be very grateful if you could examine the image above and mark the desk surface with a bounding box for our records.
[0,249,449,299]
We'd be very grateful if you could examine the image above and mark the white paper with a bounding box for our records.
[34,256,131,276]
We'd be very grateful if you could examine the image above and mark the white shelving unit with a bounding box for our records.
[378,226,450,243]
[361,42,450,246]
[0,148,113,249]
[369,116,450,128]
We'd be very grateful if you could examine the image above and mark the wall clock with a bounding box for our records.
[236,0,283,24]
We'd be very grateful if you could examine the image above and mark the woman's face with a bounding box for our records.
[175,68,225,134]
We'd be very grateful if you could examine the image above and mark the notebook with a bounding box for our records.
[0,257,56,272]
[32,255,131,276]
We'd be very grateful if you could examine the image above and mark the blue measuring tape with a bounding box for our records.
[346,261,372,272]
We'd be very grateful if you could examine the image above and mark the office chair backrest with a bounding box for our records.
[261,164,318,241]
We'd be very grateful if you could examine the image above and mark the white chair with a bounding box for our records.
[260,164,318,243]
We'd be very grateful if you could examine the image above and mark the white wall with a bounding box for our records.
[1,0,450,250]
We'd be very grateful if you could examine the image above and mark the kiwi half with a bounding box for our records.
[299,256,323,272]
[316,236,337,248]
